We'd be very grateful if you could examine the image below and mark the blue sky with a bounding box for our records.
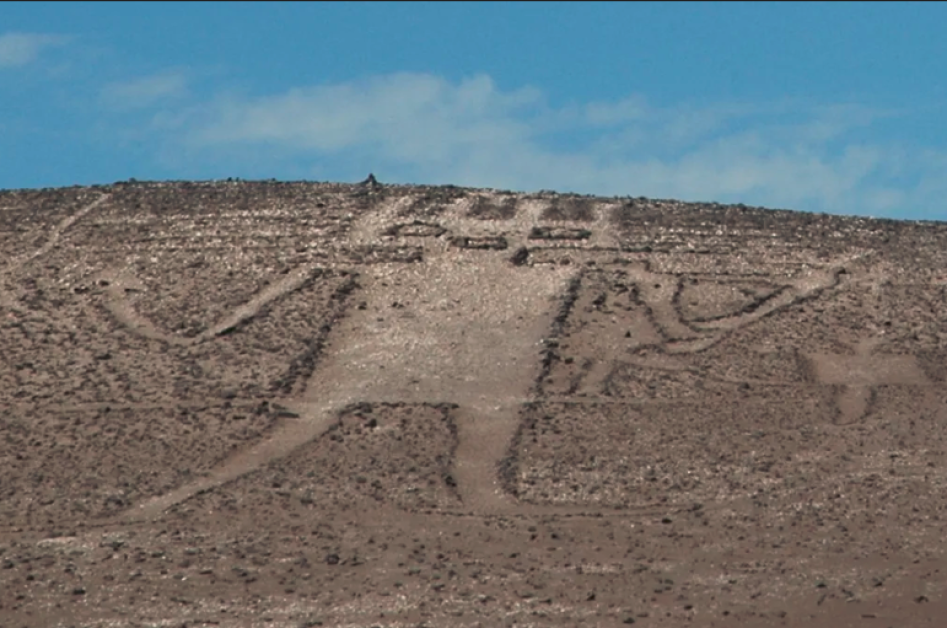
[2,1,946,220]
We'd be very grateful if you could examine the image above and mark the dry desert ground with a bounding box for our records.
[2,178,947,627]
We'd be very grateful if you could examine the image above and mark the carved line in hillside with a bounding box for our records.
[0,194,111,308]
[659,264,856,355]
[531,253,898,436]
[563,358,601,397]
[492,270,593,505]
[626,268,699,342]
[536,256,860,404]
[97,272,189,346]
[452,403,524,514]
[9,369,930,535]
[12,194,111,268]
[299,257,583,517]
[45,246,873,530]
[539,257,858,399]
[8,385,934,535]
[1,399,691,536]
[452,396,602,516]
[102,275,371,519]
[322,401,464,506]
[129,379,903,525]
[123,406,339,522]
[810,335,932,425]
[125,399,465,522]
[833,337,881,426]
[117,248,582,520]
[270,273,359,397]
[114,400,422,525]
[87,268,358,406]
[94,267,382,522]
[8,235,882,526]
[4,191,940,538]
[369,193,619,253]
[96,263,337,348]
[591,264,935,426]
[123,401,451,523]
[680,282,790,324]
[532,273,584,397]
[687,269,838,332]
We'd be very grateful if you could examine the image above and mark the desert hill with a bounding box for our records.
[2,178,947,627]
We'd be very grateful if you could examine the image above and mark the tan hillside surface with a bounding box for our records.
[2,178,947,627]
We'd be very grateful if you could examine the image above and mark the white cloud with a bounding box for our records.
[0,32,68,68]
[101,71,189,110]
[125,71,947,219]
[584,95,648,126]
[195,73,540,165]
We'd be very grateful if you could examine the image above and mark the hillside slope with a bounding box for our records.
[2,179,946,627]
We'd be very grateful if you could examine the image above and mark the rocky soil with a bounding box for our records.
[1,178,946,626]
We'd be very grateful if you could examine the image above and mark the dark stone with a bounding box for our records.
[510,247,529,266]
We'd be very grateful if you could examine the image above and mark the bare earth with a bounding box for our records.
[2,179,947,627]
